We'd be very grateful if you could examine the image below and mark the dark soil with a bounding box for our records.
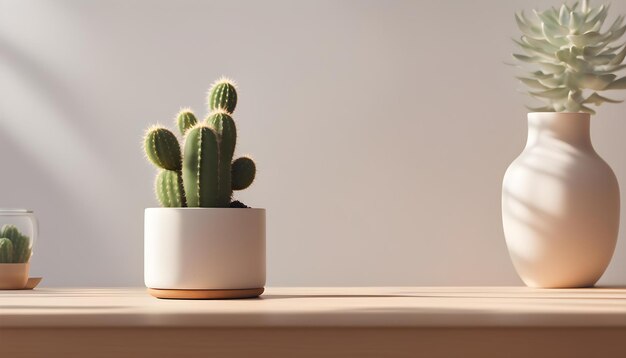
[229,200,250,208]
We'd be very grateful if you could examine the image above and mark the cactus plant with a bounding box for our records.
[513,0,626,113]
[0,225,31,264]
[144,78,257,208]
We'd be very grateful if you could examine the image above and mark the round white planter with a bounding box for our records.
[502,112,620,288]
[144,208,266,299]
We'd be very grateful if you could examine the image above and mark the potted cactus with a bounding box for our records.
[503,0,626,288]
[143,78,265,299]
[0,223,34,289]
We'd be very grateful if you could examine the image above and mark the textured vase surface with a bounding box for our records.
[502,112,620,288]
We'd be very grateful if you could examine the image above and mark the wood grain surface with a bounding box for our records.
[2,287,626,357]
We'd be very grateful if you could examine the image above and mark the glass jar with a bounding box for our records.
[0,209,38,289]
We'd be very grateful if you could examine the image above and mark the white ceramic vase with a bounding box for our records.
[144,208,266,299]
[502,112,620,288]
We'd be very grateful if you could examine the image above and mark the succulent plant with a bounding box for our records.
[0,225,32,264]
[144,78,257,208]
[513,0,626,113]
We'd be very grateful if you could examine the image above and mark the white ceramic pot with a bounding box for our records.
[502,112,620,288]
[144,208,266,299]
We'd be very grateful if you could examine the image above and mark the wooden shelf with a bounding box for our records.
[2,287,626,357]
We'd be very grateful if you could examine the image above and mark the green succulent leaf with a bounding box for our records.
[595,64,626,74]
[584,92,623,105]
[583,44,607,57]
[605,76,626,90]
[530,87,570,99]
[514,40,549,58]
[516,12,542,37]
[570,11,584,31]
[557,48,575,63]
[538,62,566,74]
[518,77,551,90]
[568,31,605,47]
[580,73,616,90]
[530,70,553,80]
[513,54,541,63]
[559,5,570,25]
[584,54,614,65]
[606,25,626,43]
[538,76,564,88]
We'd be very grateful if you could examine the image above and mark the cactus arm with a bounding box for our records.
[183,125,220,207]
[0,238,14,263]
[207,110,237,206]
[144,127,182,171]
[208,78,238,114]
[155,169,186,207]
[12,234,31,263]
[231,156,256,191]
[176,109,198,136]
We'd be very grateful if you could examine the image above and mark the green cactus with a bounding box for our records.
[208,78,238,114]
[232,156,257,190]
[0,225,31,263]
[1,224,20,242]
[176,109,198,136]
[155,169,185,207]
[144,126,182,171]
[207,109,237,206]
[144,77,256,208]
[12,234,31,263]
[183,124,220,207]
[0,238,13,263]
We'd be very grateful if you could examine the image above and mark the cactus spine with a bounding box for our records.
[144,77,257,208]
[0,225,31,263]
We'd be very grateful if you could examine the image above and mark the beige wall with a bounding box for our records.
[1,0,625,286]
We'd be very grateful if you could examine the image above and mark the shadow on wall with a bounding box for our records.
[0,33,143,285]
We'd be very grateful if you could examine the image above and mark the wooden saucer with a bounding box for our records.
[148,287,264,299]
